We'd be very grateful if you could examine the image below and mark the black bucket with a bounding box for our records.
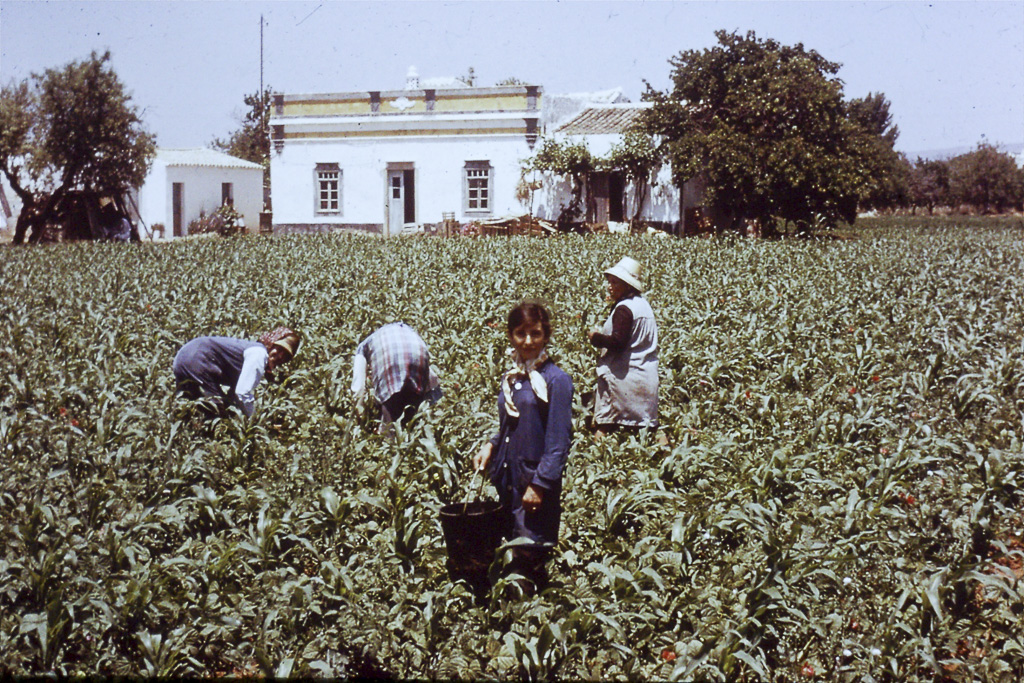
[439,500,506,596]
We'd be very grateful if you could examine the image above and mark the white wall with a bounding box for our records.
[135,162,168,237]
[641,165,683,223]
[137,163,262,238]
[271,134,536,230]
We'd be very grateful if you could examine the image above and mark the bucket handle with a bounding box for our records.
[463,468,486,515]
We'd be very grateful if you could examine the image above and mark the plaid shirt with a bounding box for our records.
[355,323,441,404]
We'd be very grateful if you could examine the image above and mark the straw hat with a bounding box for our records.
[603,257,643,292]
[273,335,300,357]
[259,326,301,358]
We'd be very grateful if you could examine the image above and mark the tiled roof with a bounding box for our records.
[555,105,649,136]
[156,148,263,169]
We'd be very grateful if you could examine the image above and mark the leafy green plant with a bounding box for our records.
[1,218,1022,679]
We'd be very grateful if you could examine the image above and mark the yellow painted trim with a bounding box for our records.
[432,93,531,112]
[283,101,372,116]
[280,92,539,117]
[284,127,527,139]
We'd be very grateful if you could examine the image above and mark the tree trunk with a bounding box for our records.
[12,209,32,244]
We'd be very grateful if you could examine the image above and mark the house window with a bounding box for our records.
[464,161,492,214]
[315,163,341,214]
[221,183,234,206]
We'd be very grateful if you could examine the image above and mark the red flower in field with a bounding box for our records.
[910,411,921,419]
[848,386,858,395]
[59,407,67,417]
[744,390,751,399]
[871,375,881,383]
[898,492,917,506]
[847,326,855,333]
[801,662,815,677]
[70,418,79,427]
[880,446,890,455]
[849,618,860,631]
[472,363,480,369]
[661,648,676,662]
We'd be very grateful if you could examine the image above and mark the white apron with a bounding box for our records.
[593,296,659,427]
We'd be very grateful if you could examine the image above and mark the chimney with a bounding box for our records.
[405,65,420,90]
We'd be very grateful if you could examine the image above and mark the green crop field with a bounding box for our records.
[1,217,1022,680]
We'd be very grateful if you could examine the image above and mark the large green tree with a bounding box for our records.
[845,92,910,212]
[643,30,879,235]
[0,51,155,243]
[211,87,271,206]
[947,142,1024,214]
[908,157,951,215]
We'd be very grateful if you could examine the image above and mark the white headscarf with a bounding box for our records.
[500,347,549,418]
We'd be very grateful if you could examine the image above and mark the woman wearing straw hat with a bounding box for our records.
[588,256,659,436]
[173,327,301,417]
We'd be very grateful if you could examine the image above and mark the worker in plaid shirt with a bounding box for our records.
[351,322,443,429]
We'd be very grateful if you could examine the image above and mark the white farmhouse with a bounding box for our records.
[270,68,541,235]
[268,69,706,236]
[134,148,264,239]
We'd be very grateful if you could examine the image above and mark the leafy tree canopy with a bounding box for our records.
[845,93,910,212]
[211,86,271,170]
[643,30,882,233]
[909,157,951,215]
[605,128,661,223]
[0,50,155,242]
[947,142,1024,214]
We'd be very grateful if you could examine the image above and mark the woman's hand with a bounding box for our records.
[587,327,600,342]
[522,484,543,512]
[473,442,494,473]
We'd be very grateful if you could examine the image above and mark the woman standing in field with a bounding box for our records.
[588,256,660,437]
[173,327,301,417]
[474,301,573,592]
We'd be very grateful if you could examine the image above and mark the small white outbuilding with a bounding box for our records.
[134,148,264,239]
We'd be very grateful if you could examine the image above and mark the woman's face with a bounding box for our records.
[509,319,549,361]
[606,275,631,302]
[267,345,292,372]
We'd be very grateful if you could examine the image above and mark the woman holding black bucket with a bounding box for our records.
[473,300,573,593]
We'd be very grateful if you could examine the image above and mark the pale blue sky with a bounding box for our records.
[1,1,1021,155]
